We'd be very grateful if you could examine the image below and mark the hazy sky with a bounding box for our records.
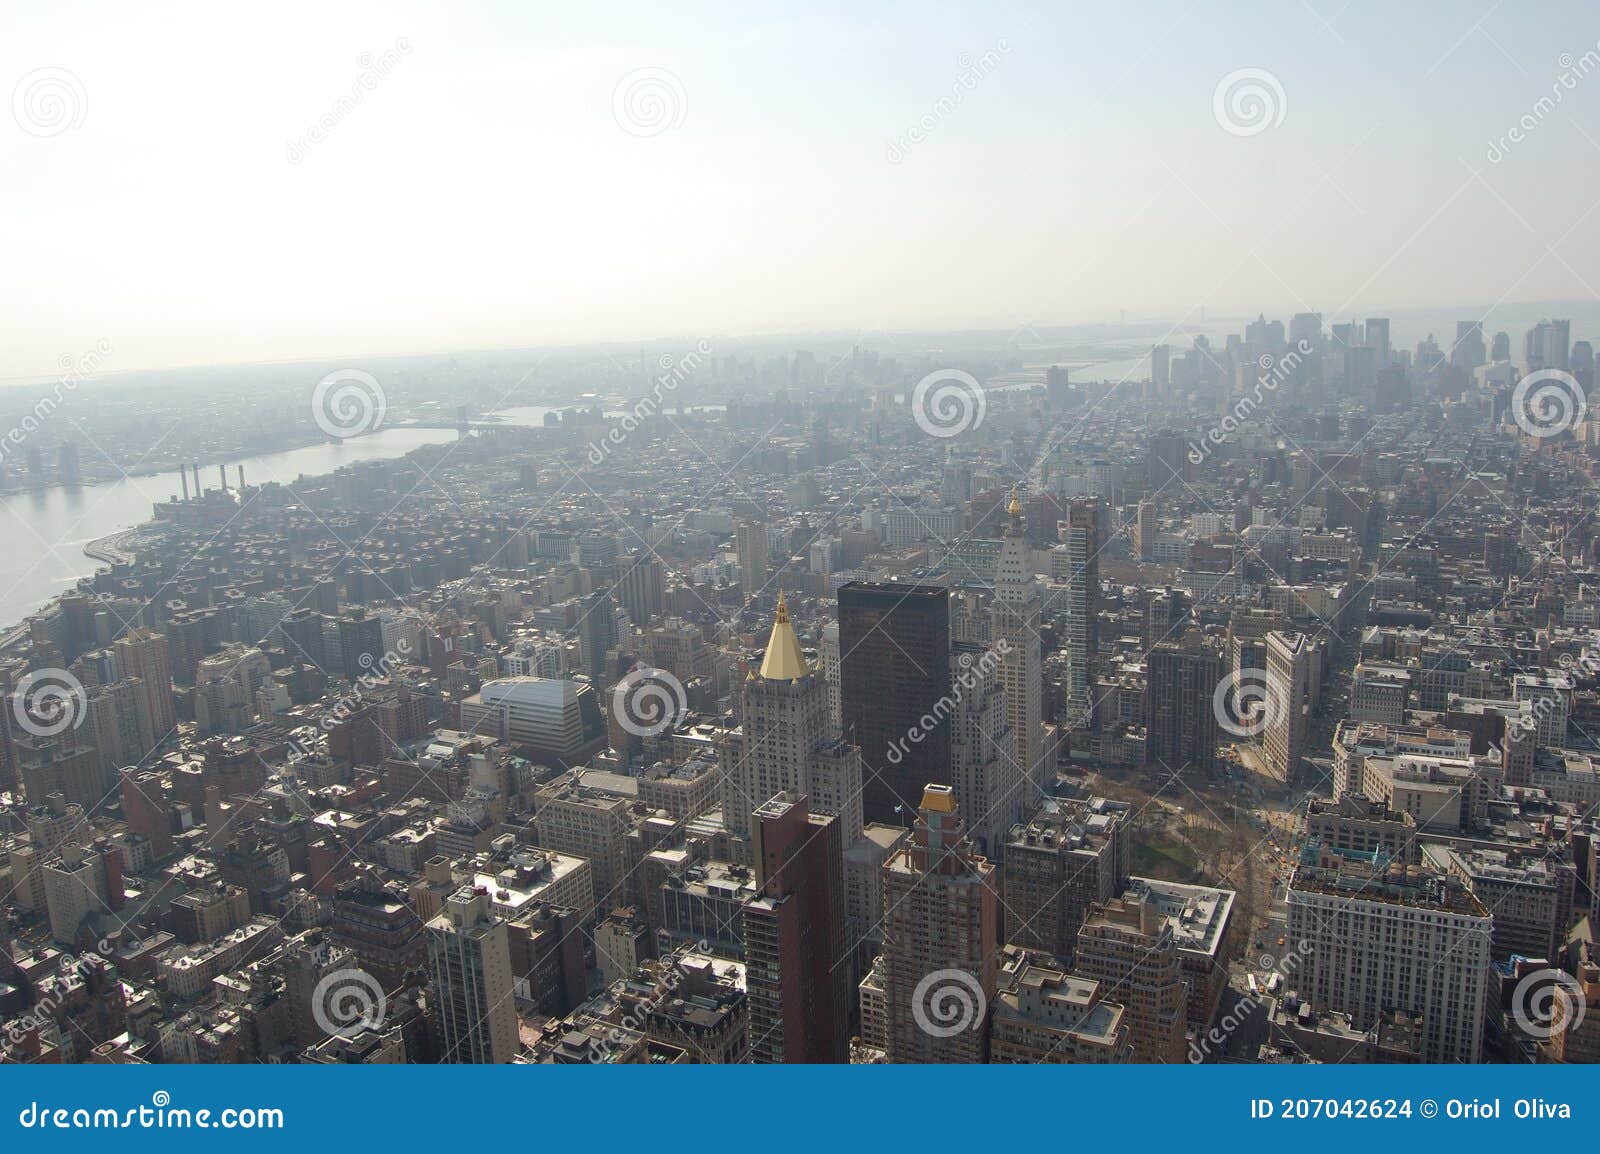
[4,1,1600,380]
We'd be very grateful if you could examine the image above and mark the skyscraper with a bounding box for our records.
[991,490,1046,794]
[615,551,665,626]
[1453,320,1486,372]
[819,620,842,733]
[1133,500,1156,561]
[1525,318,1572,372]
[1059,500,1102,731]
[1145,432,1188,491]
[1264,631,1320,781]
[279,609,328,673]
[1001,796,1130,961]
[880,785,999,1063]
[735,519,768,594]
[1074,889,1190,1063]
[576,589,617,676]
[1150,344,1170,394]
[1363,317,1390,368]
[1287,844,1491,1063]
[1145,635,1222,774]
[947,640,1017,857]
[337,610,385,681]
[1572,340,1595,390]
[739,593,863,840]
[426,885,518,1063]
[838,582,951,824]
[113,627,176,753]
[120,767,174,862]
[743,793,849,1063]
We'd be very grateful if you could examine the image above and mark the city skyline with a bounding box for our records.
[3,3,1600,1092]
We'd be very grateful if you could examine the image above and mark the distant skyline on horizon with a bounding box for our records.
[5,298,1598,392]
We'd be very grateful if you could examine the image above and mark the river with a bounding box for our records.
[0,427,457,630]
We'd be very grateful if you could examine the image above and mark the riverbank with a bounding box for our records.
[0,425,459,638]
[82,527,151,566]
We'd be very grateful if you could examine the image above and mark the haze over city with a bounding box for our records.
[6,1,1600,380]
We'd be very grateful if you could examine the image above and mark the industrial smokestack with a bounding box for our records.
[193,463,202,496]
[180,469,189,501]
[237,465,245,490]
[219,463,227,491]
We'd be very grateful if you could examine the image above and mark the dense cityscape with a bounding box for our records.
[0,311,1596,1067]
[4,17,1600,1138]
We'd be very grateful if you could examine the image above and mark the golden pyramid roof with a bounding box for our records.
[757,591,809,680]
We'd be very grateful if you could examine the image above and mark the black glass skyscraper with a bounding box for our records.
[838,582,951,825]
